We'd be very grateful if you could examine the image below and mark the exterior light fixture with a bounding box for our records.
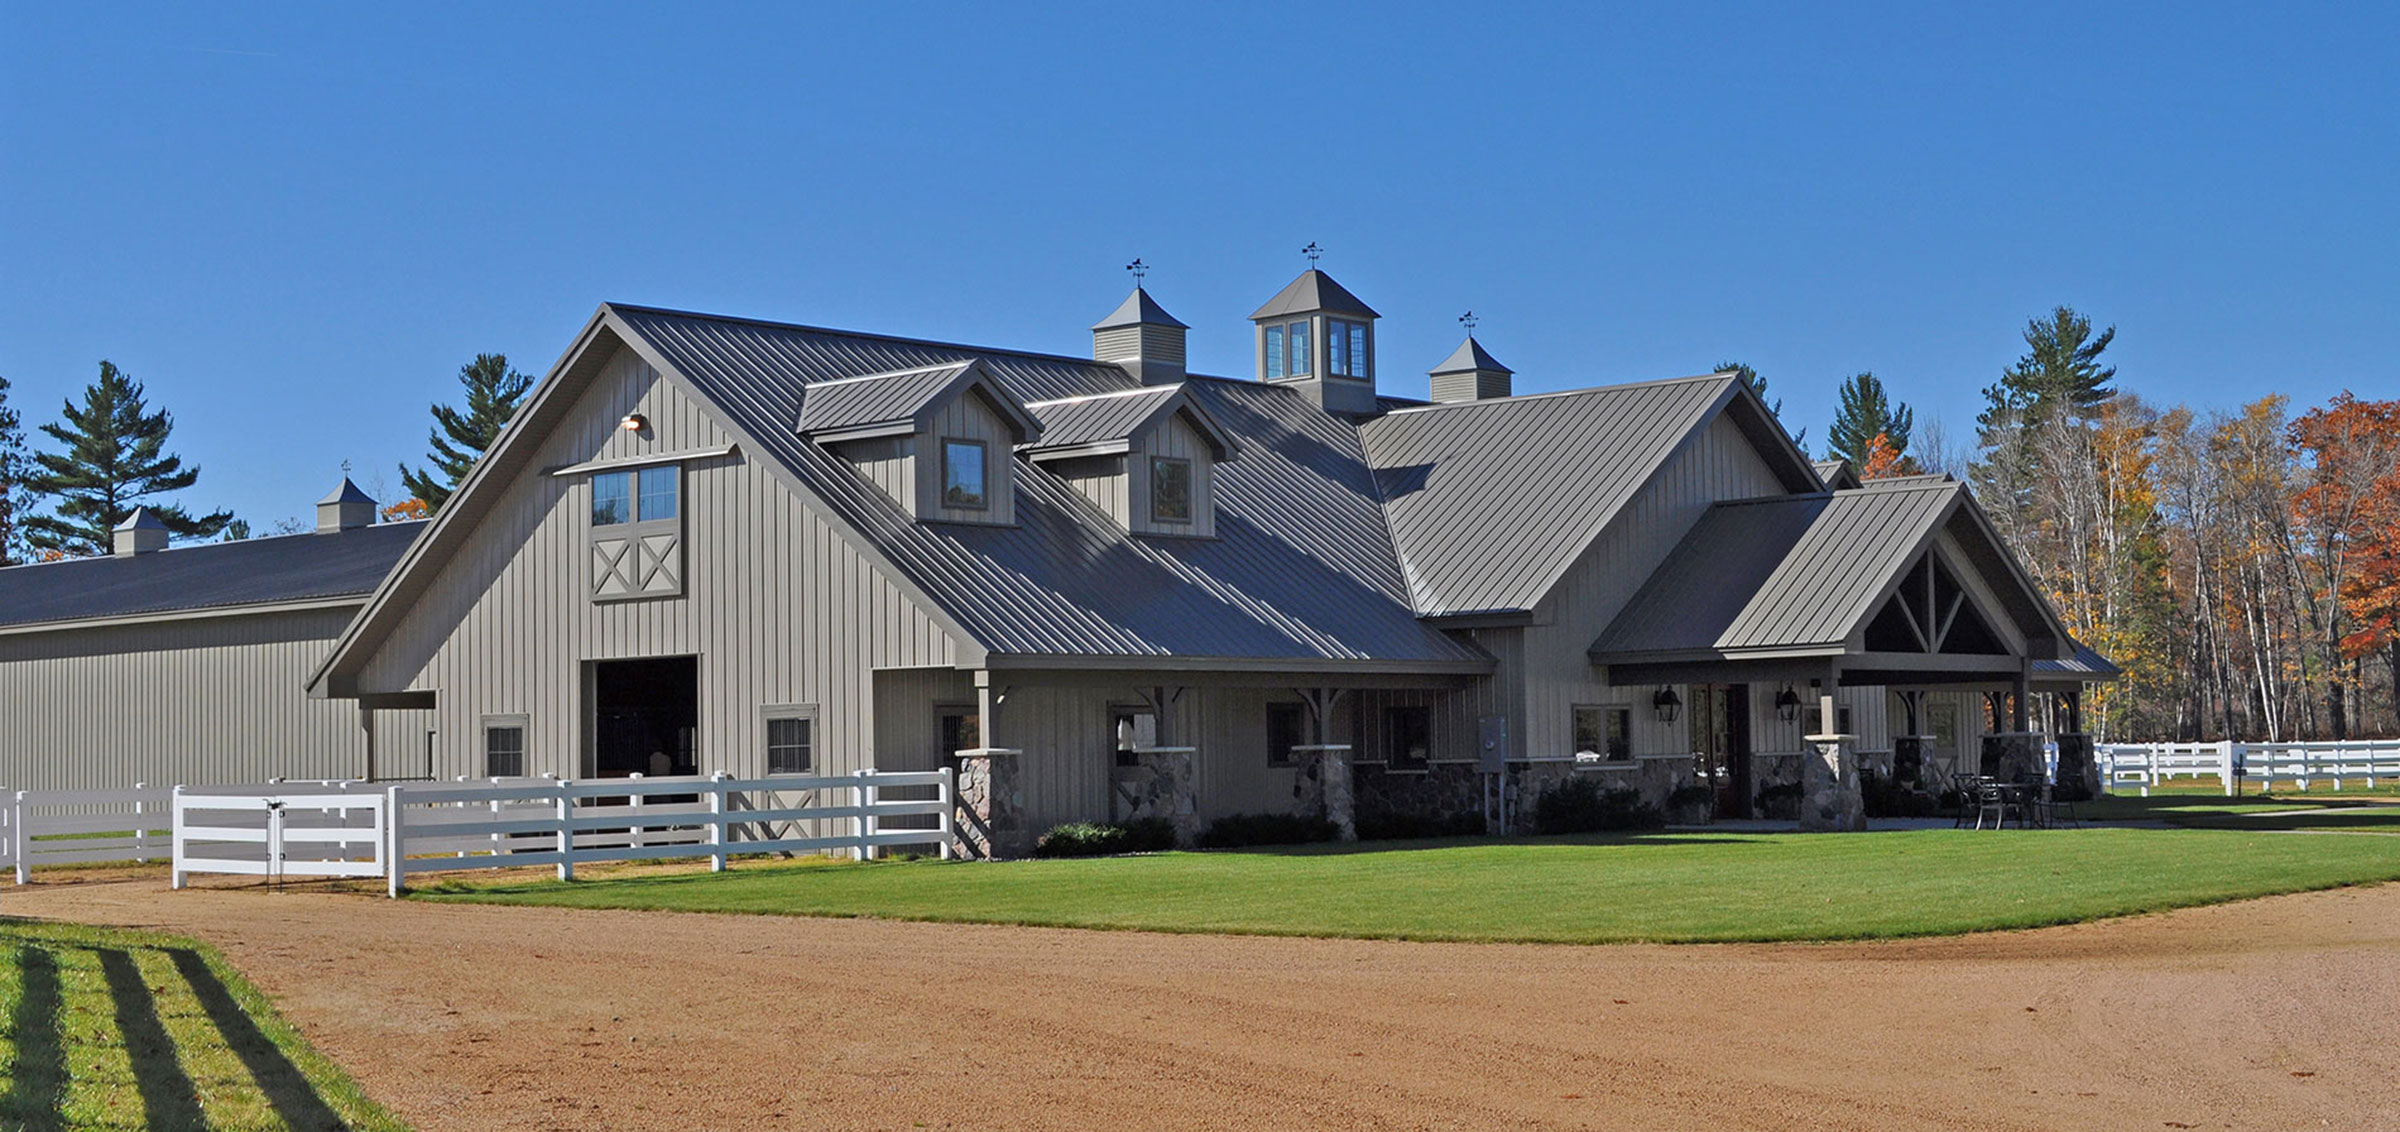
[1775,685,1803,724]
[1652,686,1682,724]
[620,413,648,432]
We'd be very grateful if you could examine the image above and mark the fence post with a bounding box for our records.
[628,772,646,850]
[385,784,406,899]
[938,766,955,861]
[850,771,868,862]
[708,772,730,873]
[133,782,150,864]
[12,790,28,886]
[2218,740,2236,797]
[170,785,187,890]
[555,783,575,882]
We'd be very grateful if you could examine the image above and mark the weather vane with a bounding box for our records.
[340,458,353,476]
[1125,257,1148,285]
[1459,310,1479,335]
[1301,241,1321,267]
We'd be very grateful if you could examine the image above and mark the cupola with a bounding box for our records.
[1250,268,1380,416]
[316,477,378,532]
[1428,334,1513,403]
[1092,286,1188,386]
[112,507,169,556]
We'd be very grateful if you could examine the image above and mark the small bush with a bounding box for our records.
[1031,817,1179,858]
[1861,769,1941,818]
[1533,776,1663,834]
[1756,782,1803,821]
[1354,810,1486,841]
[1199,811,1341,849]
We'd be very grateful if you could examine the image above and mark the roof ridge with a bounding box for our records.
[1376,373,1734,416]
[1024,385,1180,408]
[604,302,1122,372]
[0,519,429,574]
[801,359,976,389]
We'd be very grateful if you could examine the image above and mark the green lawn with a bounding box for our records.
[0,919,406,1132]
[2079,789,2400,831]
[420,827,2400,945]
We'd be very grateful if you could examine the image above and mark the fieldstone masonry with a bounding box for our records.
[1982,732,2045,783]
[2052,733,2099,801]
[1115,747,1201,847]
[953,747,1025,859]
[1800,733,1867,832]
[1291,745,1356,840]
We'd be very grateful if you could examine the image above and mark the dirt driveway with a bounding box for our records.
[9,877,2397,1131]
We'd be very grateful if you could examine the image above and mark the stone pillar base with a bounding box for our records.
[1117,747,1201,847]
[2052,733,2099,801]
[1292,745,1356,840]
[1801,733,1867,832]
[953,747,1025,860]
[1981,732,2045,783]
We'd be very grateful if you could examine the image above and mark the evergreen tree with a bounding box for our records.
[399,353,533,512]
[1715,359,1807,450]
[0,375,27,566]
[22,361,232,554]
[1972,306,2119,538]
[1825,372,1915,467]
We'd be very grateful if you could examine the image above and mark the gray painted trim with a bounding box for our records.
[979,653,1493,677]
[0,594,365,639]
[545,444,740,477]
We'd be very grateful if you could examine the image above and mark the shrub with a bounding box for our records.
[1354,810,1486,841]
[1532,776,1663,834]
[1031,817,1179,858]
[1198,811,1341,849]
[1664,784,1716,823]
[1861,769,1941,818]
[1755,782,1803,821]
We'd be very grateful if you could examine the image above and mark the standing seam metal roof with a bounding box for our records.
[1590,482,1964,657]
[1356,376,1739,616]
[607,305,1483,666]
[0,521,426,630]
[793,361,980,435]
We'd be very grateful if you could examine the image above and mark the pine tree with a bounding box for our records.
[22,361,232,554]
[1825,372,1914,468]
[1715,360,1808,450]
[1998,306,2117,423]
[0,375,27,566]
[399,354,533,512]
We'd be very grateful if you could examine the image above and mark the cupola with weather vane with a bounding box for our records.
[1250,243,1381,416]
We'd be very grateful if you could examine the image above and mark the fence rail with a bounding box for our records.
[2097,740,2400,795]
[7,768,955,894]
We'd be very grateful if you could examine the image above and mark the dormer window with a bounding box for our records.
[1151,457,1193,524]
[1264,320,1312,379]
[1327,318,1370,378]
[942,439,988,510]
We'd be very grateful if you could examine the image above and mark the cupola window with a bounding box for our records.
[1327,318,1370,378]
[1265,321,1313,379]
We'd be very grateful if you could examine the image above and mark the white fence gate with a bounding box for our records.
[172,788,390,887]
[2097,740,2400,796]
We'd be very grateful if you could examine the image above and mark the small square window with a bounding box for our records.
[942,439,988,510]
[766,714,814,774]
[592,471,632,526]
[1151,457,1193,524]
[637,465,678,521]
[1573,706,1632,761]
[1266,702,1307,768]
[484,723,526,778]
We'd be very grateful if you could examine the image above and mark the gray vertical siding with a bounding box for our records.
[355,344,961,781]
[0,607,393,791]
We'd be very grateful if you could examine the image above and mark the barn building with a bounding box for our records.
[1,268,2112,849]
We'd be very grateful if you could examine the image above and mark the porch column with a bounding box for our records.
[1292,744,1356,840]
[954,671,1027,859]
[360,706,378,783]
[1122,685,1200,847]
[1801,668,1866,832]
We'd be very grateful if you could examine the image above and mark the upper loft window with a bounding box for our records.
[1264,320,1312,379]
[942,439,988,510]
[592,465,678,526]
[1327,318,1370,378]
[1151,457,1193,524]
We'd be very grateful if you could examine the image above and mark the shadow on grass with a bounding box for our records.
[1190,832,1778,857]
[4,945,65,1132]
[97,948,206,1131]
[167,948,348,1132]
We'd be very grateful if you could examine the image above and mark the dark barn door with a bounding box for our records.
[591,656,700,779]
[1687,684,1753,819]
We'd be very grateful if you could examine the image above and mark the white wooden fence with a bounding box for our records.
[2097,740,2400,795]
[9,768,954,894]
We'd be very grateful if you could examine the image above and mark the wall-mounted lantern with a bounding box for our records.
[620,413,648,432]
[1775,685,1803,724]
[1652,686,1683,724]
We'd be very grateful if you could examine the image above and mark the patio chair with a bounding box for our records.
[1971,776,2022,831]
[1949,773,1983,829]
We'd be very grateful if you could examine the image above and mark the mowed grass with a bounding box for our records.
[2079,789,2400,831]
[420,827,2400,945]
[0,919,406,1132]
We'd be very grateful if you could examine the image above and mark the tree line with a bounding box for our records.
[1734,308,2400,742]
[0,356,531,564]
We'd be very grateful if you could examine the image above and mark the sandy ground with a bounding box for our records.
[7,877,2397,1132]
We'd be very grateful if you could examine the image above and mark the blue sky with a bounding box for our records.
[3,2,2394,527]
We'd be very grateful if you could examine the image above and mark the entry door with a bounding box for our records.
[590,656,700,779]
[1687,684,1753,818]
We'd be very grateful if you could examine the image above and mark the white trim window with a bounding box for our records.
[1573,705,1632,761]
[483,716,529,778]
[764,706,816,775]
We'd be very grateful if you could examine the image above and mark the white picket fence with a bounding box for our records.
[2097,740,2400,796]
[6,768,956,894]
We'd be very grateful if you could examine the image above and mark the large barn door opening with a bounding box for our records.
[1688,684,1752,819]
[590,656,700,779]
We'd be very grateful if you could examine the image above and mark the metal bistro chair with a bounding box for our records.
[1971,776,2023,830]
[1950,773,1983,829]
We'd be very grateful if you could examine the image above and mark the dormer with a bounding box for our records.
[1022,385,1237,538]
[797,359,1040,526]
[1250,269,1380,416]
